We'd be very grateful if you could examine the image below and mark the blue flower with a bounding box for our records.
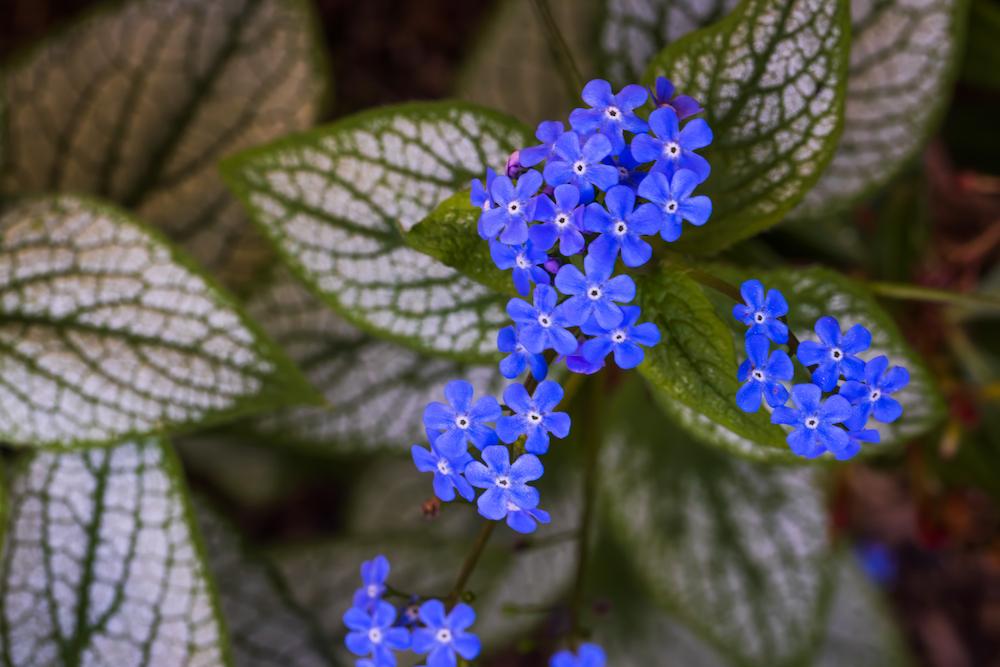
[554,254,636,329]
[840,355,909,429]
[732,279,789,344]
[736,334,793,412]
[520,120,565,167]
[497,325,548,381]
[506,505,551,534]
[650,76,703,120]
[543,131,619,202]
[423,380,502,456]
[352,554,390,611]
[496,380,571,454]
[796,316,872,392]
[569,79,649,153]
[480,170,542,244]
[840,427,880,461]
[635,169,712,242]
[530,183,586,256]
[343,600,410,667]
[551,643,607,667]
[771,384,853,459]
[490,239,550,296]
[566,339,606,375]
[411,600,481,667]
[470,168,498,238]
[580,305,660,369]
[584,185,661,269]
[506,284,578,356]
[465,445,544,521]
[630,106,712,180]
[411,434,475,502]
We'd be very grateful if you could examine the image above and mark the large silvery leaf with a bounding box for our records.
[0,196,314,448]
[644,0,850,253]
[1,0,328,284]
[0,439,231,666]
[223,102,529,360]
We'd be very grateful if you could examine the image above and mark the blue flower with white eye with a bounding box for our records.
[736,334,793,412]
[551,642,607,667]
[343,600,410,667]
[506,504,551,534]
[840,355,909,429]
[411,432,475,503]
[569,79,649,153]
[423,380,501,456]
[490,239,550,297]
[530,184,586,256]
[584,185,660,269]
[650,76,703,120]
[505,284,578,356]
[839,427,881,461]
[796,316,872,392]
[497,325,548,381]
[411,600,481,667]
[732,279,789,344]
[636,169,712,242]
[520,120,565,167]
[771,383,854,459]
[352,554,390,611]
[496,380,571,455]
[554,254,636,329]
[543,131,619,202]
[480,170,542,244]
[581,305,660,369]
[630,106,712,180]
[465,446,544,522]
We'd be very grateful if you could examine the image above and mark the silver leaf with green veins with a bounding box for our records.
[0,440,231,667]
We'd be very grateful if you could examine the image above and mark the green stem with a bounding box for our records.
[447,521,496,607]
[530,0,584,96]
[867,281,1000,313]
[569,375,603,641]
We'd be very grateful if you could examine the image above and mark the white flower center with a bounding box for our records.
[528,411,543,424]
[870,390,881,402]
[366,584,379,598]
[830,348,843,361]
[664,141,681,157]
[507,201,521,214]
[587,286,602,300]
[436,459,451,475]
[614,220,627,235]
[605,105,621,120]
[665,200,678,214]
[495,475,511,489]
[368,628,383,644]
[804,417,819,430]
[751,369,765,381]
[555,214,569,228]
[515,343,526,353]
[754,311,766,323]
[537,313,552,328]
[481,201,491,212]
[573,160,587,175]
[436,628,453,644]
[455,415,470,429]
[515,254,530,269]
[612,330,626,343]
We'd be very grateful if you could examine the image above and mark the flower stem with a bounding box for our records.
[447,520,496,607]
[569,374,603,641]
[530,0,585,96]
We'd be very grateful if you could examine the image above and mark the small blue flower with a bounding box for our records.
[411,600,481,667]
[497,325,548,381]
[506,505,551,534]
[636,169,712,241]
[732,279,789,344]
[650,76,703,120]
[490,239,550,296]
[465,445,544,521]
[580,305,660,369]
[496,380,571,454]
[352,555,390,611]
[771,383,854,459]
[551,643,607,667]
[480,170,542,244]
[530,183,586,256]
[840,355,909,429]
[543,131,619,202]
[796,316,872,391]
[411,435,475,503]
[630,106,712,180]
[343,600,410,667]
[506,284,578,356]
[736,334,793,412]
[554,254,636,329]
[520,120,565,167]
[839,427,880,461]
[569,79,648,153]
[584,185,661,269]
[423,380,502,456]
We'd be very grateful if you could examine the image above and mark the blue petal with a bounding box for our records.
[496,415,525,444]
[736,381,762,413]
[510,452,544,482]
[477,486,509,520]
[679,117,713,149]
[872,396,903,423]
[502,382,533,413]
[544,412,571,438]
[613,341,645,369]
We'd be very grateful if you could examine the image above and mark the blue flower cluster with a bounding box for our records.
[343,555,481,667]
[733,279,911,460]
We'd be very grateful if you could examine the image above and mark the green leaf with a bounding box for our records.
[0,439,233,666]
[1,0,329,286]
[643,0,850,253]
[222,102,530,361]
[0,195,316,449]
[962,0,1000,88]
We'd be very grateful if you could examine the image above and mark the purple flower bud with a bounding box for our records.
[506,150,526,178]
[543,258,561,274]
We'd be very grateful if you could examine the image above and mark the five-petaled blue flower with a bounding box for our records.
[531,183,586,256]
[771,383,854,459]
[497,325,548,381]
[796,316,872,392]
[650,76,703,120]
[490,239,550,296]
[506,504,551,534]
[497,380,571,455]
[480,170,542,244]
[636,169,712,242]
[411,600,481,667]
[423,380,501,456]
[465,445,544,522]
[543,131,619,202]
[569,79,649,153]
[555,254,636,329]
[551,643,607,667]
[343,600,410,667]
[520,120,564,167]
[840,355,909,429]
[411,434,475,503]
[506,285,578,356]
[736,334,793,412]
[580,305,661,369]
[352,554,390,611]
[584,185,660,269]
[630,106,712,180]
[732,279,790,344]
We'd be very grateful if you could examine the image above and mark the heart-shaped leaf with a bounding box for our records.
[222,102,530,361]
[0,196,315,448]
[0,439,231,666]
